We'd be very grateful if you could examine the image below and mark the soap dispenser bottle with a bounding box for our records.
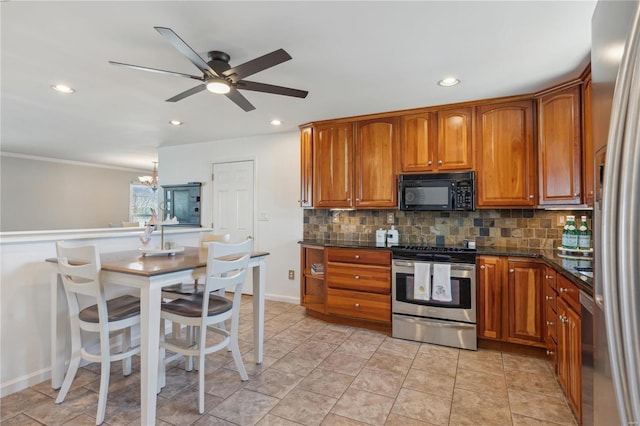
[376,228,386,245]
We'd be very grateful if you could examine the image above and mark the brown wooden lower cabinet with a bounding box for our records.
[300,246,391,329]
[477,256,545,347]
[556,275,582,423]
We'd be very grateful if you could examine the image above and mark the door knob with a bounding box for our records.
[354,303,360,308]
[355,275,360,280]
[480,265,485,269]
[509,269,515,273]
[355,255,360,259]
[427,161,433,165]
[438,160,443,165]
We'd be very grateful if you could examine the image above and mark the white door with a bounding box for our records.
[212,160,255,294]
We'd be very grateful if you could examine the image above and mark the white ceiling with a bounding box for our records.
[1,1,596,172]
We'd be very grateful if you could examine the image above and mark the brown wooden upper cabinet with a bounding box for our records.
[299,125,313,208]
[313,122,354,208]
[582,71,594,207]
[476,100,536,207]
[312,118,398,209]
[355,117,399,208]
[537,84,583,206]
[400,107,473,173]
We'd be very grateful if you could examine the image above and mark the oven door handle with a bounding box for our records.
[397,315,476,329]
[393,261,415,267]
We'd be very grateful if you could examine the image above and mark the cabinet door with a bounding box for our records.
[299,126,313,208]
[313,122,354,208]
[476,100,536,207]
[566,301,582,421]
[583,74,594,207]
[557,298,570,402]
[400,112,435,172]
[437,107,473,171]
[538,85,582,206]
[355,117,399,208]
[477,256,504,340]
[507,260,544,345]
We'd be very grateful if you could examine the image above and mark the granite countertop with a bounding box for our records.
[298,239,593,295]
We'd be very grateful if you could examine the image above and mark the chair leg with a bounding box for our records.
[185,325,194,372]
[229,336,248,381]
[55,317,82,404]
[122,328,132,376]
[197,325,207,414]
[96,328,111,425]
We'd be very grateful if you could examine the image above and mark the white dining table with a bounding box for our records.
[48,246,269,425]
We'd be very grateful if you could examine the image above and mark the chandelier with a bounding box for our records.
[138,161,158,191]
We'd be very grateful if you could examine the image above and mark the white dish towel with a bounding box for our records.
[413,263,431,301]
[432,263,452,302]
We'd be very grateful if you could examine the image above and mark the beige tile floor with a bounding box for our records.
[0,297,577,425]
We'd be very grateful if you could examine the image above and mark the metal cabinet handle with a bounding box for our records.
[546,320,554,326]
[356,198,361,202]
[347,198,351,202]
[546,350,555,356]
[355,255,360,259]
[427,161,433,165]
[355,303,360,308]
[574,193,580,197]
[438,160,443,165]
[546,295,554,300]
[548,275,554,280]
[509,269,515,273]
[355,275,360,280]
[529,195,534,199]
[559,287,568,293]
[480,265,485,270]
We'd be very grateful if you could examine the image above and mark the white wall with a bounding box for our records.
[159,131,303,304]
[0,155,144,231]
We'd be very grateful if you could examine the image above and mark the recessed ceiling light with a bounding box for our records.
[51,84,76,94]
[169,120,183,126]
[270,119,282,126]
[437,77,460,87]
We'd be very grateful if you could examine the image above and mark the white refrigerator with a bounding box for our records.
[592,0,640,424]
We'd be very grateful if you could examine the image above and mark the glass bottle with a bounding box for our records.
[562,219,570,248]
[565,215,578,249]
[578,215,591,250]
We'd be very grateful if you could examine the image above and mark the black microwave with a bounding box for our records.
[398,172,475,211]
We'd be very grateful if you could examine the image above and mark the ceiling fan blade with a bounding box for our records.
[225,88,256,112]
[109,61,204,81]
[223,48,292,81]
[166,84,207,102]
[238,80,308,98]
[154,27,218,78]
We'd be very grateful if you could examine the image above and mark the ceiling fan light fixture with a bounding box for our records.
[206,80,231,94]
[51,84,76,94]
[437,77,460,87]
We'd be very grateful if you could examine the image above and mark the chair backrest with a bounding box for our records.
[200,232,231,248]
[56,242,106,320]
[203,238,252,295]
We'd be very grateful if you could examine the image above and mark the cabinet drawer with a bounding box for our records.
[557,275,580,312]
[327,288,390,323]
[546,304,557,343]
[544,268,557,291]
[326,263,390,294]
[327,247,391,266]
[544,284,557,312]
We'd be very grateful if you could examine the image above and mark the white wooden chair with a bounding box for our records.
[159,238,252,414]
[54,242,141,425]
[161,232,231,297]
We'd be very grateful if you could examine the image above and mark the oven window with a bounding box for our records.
[395,272,471,309]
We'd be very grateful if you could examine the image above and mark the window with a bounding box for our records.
[129,184,158,225]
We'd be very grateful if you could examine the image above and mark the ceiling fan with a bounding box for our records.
[109,27,308,112]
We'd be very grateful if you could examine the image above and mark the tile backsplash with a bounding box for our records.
[303,209,593,249]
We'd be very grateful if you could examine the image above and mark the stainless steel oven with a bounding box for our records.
[391,246,477,350]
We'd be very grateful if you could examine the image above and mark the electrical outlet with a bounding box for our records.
[386,212,394,224]
[288,270,295,280]
[558,215,566,226]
